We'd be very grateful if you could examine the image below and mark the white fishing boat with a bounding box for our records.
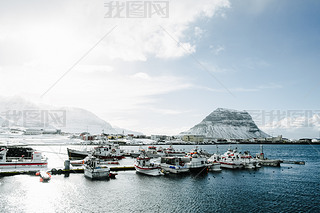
[219,148,243,169]
[0,147,48,170]
[184,148,208,173]
[207,154,222,172]
[156,147,166,157]
[218,147,260,169]
[146,146,166,158]
[240,151,260,169]
[255,145,281,167]
[70,157,119,167]
[165,145,186,157]
[160,156,189,174]
[84,156,110,180]
[134,151,164,176]
[68,143,124,160]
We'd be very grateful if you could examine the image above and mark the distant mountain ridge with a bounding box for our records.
[0,96,142,135]
[181,108,270,139]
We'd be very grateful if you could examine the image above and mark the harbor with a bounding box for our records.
[0,143,318,213]
[0,143,307,177]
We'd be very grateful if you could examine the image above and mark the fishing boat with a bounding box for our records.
[160,156,189,174]
[134,151,164,176]
[84,156,110,180]
[156,147,166,157]
[67,143,124,160]
[165,145,186,157]
[146,146,166,158]
[255,145,281,167]
[129,146,145,158]
[240,151,260,169]
[0,147,48,170]
[70,157,119,167]
[184,148,208,173]
[207,154,222,172]
[131,146,166,158]
[218,148,243,169]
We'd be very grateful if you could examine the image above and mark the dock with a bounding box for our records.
[50,166,135,174]
[281,160,305,165]
[0,166,135,176]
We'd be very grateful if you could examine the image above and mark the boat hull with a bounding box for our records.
[84,168,110,179]
[208,163,222,172]
[0,161,47,170]
[219,162,243,169]
[189,166,208,173]
[258,159,281,167]
[160,164,189,174]
[67,148,124,160]
[134,166,164,176]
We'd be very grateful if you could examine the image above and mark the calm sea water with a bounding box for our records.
[0,144,319,213]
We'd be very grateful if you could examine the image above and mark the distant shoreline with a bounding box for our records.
[120,142,320,146]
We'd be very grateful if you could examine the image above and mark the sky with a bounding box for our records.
[0,0,320,138]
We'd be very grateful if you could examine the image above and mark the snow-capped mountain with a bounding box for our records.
[0,96,140,134]
[181,108,270,139]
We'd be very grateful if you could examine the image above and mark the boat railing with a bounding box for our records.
[6,156,33,162]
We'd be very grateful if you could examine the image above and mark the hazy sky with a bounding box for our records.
[1,0,320,137]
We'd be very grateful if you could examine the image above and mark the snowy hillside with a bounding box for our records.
[181,108,270,139]
[0,96,138,134]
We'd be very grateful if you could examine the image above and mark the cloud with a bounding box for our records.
[258,112,320,138]
[210,44,225,55]
[0,0,231,135]
[0,0,231,64]
[194,26,205,38]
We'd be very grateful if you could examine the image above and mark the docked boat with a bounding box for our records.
[0,147,48,170]
[218,148,260,169]
[240,151,260,169]
[70,157,119,167]
[184,148,208,173]
[156,147,166,157]
[130,151,140,158]
[255,145,281,167]
[134,151,164,176]
[207,154,222,172]
[146,146,166,158]
[160,156,189,174]
[218,148,243,169]
[67,143,124,160]
[165,145,186,157]
[84,156,110,180]
[129,147,145,158]
[130,146,166,158]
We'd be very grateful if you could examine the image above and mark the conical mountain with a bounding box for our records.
[181,108,270,139]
